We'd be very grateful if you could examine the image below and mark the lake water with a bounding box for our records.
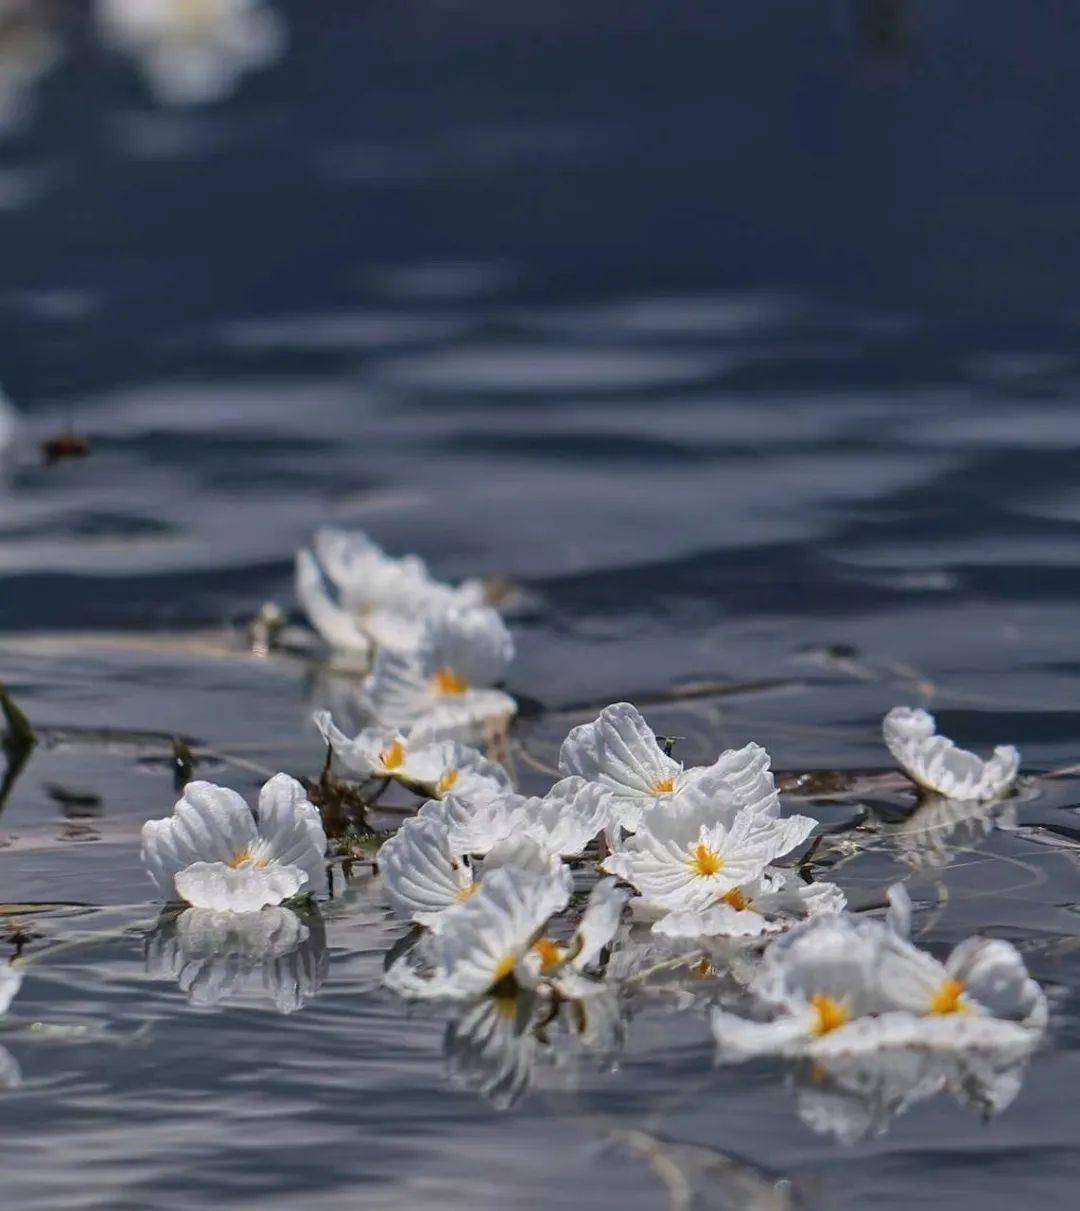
[2,3,1080,1208]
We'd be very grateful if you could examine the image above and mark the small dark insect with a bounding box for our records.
[42,429,90,466]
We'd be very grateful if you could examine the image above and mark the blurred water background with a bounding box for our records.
[3,2,1080,1208]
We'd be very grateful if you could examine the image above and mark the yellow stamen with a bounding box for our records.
[432,667,469,695]
[810,993,850,1036]
[719,886,749,911]
[436,768,459,795]
[929,978,968,1016]
[652,777,676,794]
[454,881,478,903]
[381,739,406,771]
[226,846,268,871]
[533,937,565,972]
[491,992,518,1020]
[689,842,724,878]
[490,953,517,987]
[692,957,715,979]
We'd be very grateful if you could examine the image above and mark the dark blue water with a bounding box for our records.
[2,3,1080,1208]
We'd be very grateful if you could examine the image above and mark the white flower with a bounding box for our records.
[97,0,284,107]
[296,528,487,657]
[883,706,1020,802]
[711,914,893,1061]
[362,605,516,736]
[377,818,559,929]
[313,709,510,801]
[383,864,572,1001]
[141,774,328,911]
[416,791,523,857]
[712,889,1047,1062]
[559,703,778,833]
[652,869,845,942]
[601,782,818,915]
[145,906,327,1013]
[876,925,1047,1035]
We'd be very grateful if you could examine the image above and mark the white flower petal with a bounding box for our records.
[572,877,630,970]
[174,861,307,912]
[295,549,372,655]
[559,702,679,799]
[377,817,473,924]
[883,707,1019,801]
[256,774,328,898]
[0,965,23,1017]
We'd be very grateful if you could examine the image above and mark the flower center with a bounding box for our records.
[455,881,477,903]
[381,739,406,771]
[533,937,565,973]
[719,886,749,911]
[810,993,850,1036]
[437,768,459,795]
[227,844,269,871]
[433,667,469,695]
[652,777,676,794]
[929,978,968,1016]
[490,953,517,988]
[689,842,724,878]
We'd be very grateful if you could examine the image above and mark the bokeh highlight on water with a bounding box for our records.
[3,3,1080,1208]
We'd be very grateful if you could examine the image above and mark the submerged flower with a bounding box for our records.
[883,707,1019,802]
[521,876,630,995]
[378,819,559,930]
[145,905,327,1013]
[141,774,328,912]
[383,864,572,1001]
[651,869,846,942]
[559,703,778,833]
[601,782,818,915]
[362,605,516,736]
[296,527,486,657]
[97,0,284,107]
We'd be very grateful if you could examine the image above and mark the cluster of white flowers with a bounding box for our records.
[122,529,1043,1126]
[298,528,516,738]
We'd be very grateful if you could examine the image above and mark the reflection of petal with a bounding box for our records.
[145,906,327,1013]
[444,994,539,1111]
[0,1045,21,1089]
[794,1048,951,1143]
[886,793,1004,869]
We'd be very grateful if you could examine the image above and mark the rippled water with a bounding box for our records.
[3,3,1080,1208]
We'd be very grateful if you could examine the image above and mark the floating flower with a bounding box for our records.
[883,707,1020,802]
[97,0,284,107]
[712,887,1046,1062]
[875,888,1047,1036]
[710,913,889,1061]
[362,605,516,736]
[559,702,778,833]
[145,906,327,1013]
[601,782,818,915]
[296,528,487,657]
[378,819,559,930]
[313,709,510,801]
[141,774,328,912]
[651,869,845,942]
[383,864,572,1001]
